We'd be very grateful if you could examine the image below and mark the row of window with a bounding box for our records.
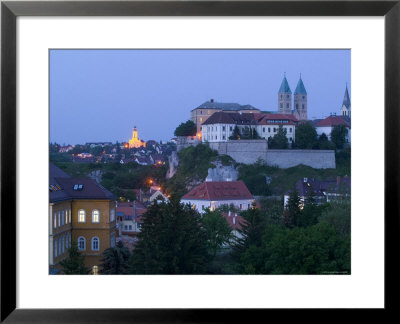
[53,209,72,229]
[54,232,71,258]
[77,236,100,251]
[192,203,250,211]
[76,208,116,224]
[262,127,293,133]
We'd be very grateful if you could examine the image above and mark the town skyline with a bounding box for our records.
[50,49,350,144]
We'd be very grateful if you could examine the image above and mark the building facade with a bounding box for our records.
[128,126,146,149]
[181,180,254,214]
[190,99,260,133]
[49,163,117,274]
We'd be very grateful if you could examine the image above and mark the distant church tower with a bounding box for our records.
[340,84,351,117]
[293,74,308,121]
[129,126,146,149]
[278,73,292,114]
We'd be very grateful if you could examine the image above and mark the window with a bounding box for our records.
[222,135,225,140]
[200,118,203,122]
[239,204,243,210]
[222,126,225,131]
[290,137,292,141]
[268,128,270,132]
[124,225,128,230]
[61,211,65,226]
[78,209,86,223]
[62,236,65,254]
[286,103,289,108]
[229,126,232,131]
[54,239,58,257]
[263,127,265,132]
[69,209,71,223]
[92,237,100,251]
[92,209,100,223]
[129,225,132,230]
[59,237,62,255]
[65,209,68,224]
[280,103,283,109]
[302,96,305,99]
[302,104,305,109]
[54,213,57,228]
[274,128,276,133]
[290,128,292,133]
[78,236,86,251]
[286,95,289,99]
[296,104,298,109]
[110,208,115,222]
[58,212,61,227]
[110,232,115,248]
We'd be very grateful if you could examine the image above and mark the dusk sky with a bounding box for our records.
[50,49,350,145]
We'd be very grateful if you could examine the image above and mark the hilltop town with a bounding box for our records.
[49,75,351,275]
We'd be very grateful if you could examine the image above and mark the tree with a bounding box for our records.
[201,209,233,257]
[251,128,261,139]
[295,122,318,149]
[319,199,351,237]
[128,196,208,274]
[331,124,348,150]
[174,120,197,137]
[283,187,301,228]
[100,241,131,274]
[229,125,241,140]
[318,133,336,150]
[268,126,289,149]
[59,241,90,274]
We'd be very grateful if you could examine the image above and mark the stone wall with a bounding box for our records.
[208,140,335,169]
[209,140,268,164]
[266,150,336,169]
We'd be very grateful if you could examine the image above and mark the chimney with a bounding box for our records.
[210,98,214,103]
[337,176,341,185]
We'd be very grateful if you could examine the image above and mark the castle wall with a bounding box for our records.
[208,141,335,169]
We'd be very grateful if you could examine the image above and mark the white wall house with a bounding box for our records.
[181,180,254,215]
[201,111,297,144]
[315,116,351,143]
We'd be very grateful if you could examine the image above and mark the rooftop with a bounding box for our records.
[181,181,254,201]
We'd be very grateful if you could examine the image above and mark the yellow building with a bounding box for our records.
[49,163,116,274]
[128,126,146,149]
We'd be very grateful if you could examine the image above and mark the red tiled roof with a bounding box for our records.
[316,116,350,128]
[181,181,253,201]
[221,212,246,230]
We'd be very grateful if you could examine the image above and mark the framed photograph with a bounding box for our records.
[1,0,398,322]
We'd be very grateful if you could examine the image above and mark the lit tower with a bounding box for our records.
[293,74,308,121]
[340,84,351,117]
[129,126,146,149]
[278,73,292,114]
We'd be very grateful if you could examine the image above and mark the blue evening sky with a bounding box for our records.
[50,49,350,145]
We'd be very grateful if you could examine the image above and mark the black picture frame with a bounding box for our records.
[1,0,399,322]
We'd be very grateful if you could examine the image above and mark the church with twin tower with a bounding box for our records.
[278,73,308,121]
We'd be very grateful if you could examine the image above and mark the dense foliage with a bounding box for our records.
[331,124,349,149]
[128,196,209,274]
[174,120,197,137]
[100,241,131,274]
[294,122,318,149]
[267,125,289,149]
[59,241,90,274]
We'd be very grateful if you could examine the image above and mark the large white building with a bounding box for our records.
[181,180,254,214]
[201,112,297,144]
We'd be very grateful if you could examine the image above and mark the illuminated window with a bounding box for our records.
[192,204,196,209]
[78,236,86,251]
[92,265,99,275]
[92,237,100,251]
[92,209,100,223]
[54,213,57,228]
[78,209,86,223]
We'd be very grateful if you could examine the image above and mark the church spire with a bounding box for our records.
[278,73,292,93]
[294,74,307,94]
[342,83,351,109]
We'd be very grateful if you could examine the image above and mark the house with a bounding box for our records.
[181,180,254,214]
[315,115,351,143]
[49,163,117,274]
[191,99,260,133]
[201,111,297,144]
[284,176,351,208]
[116,201,147,236]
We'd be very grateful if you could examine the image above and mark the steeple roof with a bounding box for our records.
[342,84,351,108]
[278,74,291,93]
[294,76,307,94]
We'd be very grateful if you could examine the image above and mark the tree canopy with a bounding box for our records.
[331,124,349,149]
[294,122,318,149]
[59,241,90,274]
[268,125,289,149]
[174,120,197,137]
[100,241,131,274]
